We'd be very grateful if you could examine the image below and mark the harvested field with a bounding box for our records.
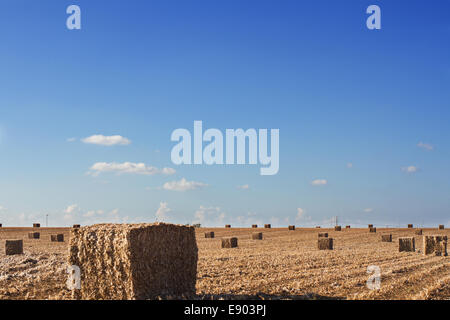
[1,227,449,300]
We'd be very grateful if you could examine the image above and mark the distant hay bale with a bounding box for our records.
[225,225,231,228]
[0,223,2,227]
[252,224,258,228]
[345,225,351,229]
[316,226,321,228]
[438,225,445,230]
[28,232,40,239]
[369,227,377,233]
[334,226,341,231]
[415,229,423,235]
[408,224,413,228]
[318,238,333,250]
[368,224,373,228]
[68,223,198,300]
[5,240,23,255]
[73,224,81,228]
[318,233,328,238]
[222,237,238,248]
[381,234,392,242]
[252,232,263,240]
[264,224,271,228]
[51,234,64,242]
[399,237,415,252]
[33,223,40,228]
[204,231,214,238]
[288,225,295,231]
[423,235,448,256]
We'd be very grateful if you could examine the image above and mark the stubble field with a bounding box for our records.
[0,226,449,300]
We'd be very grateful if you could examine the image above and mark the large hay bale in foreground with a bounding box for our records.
[334,226,341,231]
[318,233,328,238]
[222,237,238,248]
[407,224,413,228]
[415,229,423,235]
[423,235,448,256]
[264,224,271,229]
[252,232,263,240]
[381,234,392,242]
[318,238,333,250]
[288,225,295,231]
[252,224,258,228]
[51,234,64,242]
[5,240,23,255]
[33,223,40,228]
[28,232,40,239]
[369,227,377,233]
[204,231,214,238]
[68,223,198,300]
[438,225,444,230]
[399,237,415,252]
[225,224,231,228]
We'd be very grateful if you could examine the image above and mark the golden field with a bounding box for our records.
[0,226,449,300]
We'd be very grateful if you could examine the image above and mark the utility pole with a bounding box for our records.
[46,214,48,227]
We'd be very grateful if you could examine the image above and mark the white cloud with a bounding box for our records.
[82,134,131,146]
[66,137,76,142]
[88,162,176,176]
[417,142,433,151]
[162,178,208,191]
[311,179,328,186]
[364,208,374,213]
[402,165,419,173]
[83,209,104,218]
[296,208,305,219]
[194,206,225,226]
[64,204,79,214]
[155,202,171,221]
[347,163,353,168]
[237,184,249,190]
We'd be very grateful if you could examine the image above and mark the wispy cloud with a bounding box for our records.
[88,162,176,176]
[364,208,374,213]
[66,137,76,142]
[311,179,328,186]
[402,165,419,174]
[417,142,433,151]
[162,178,208,191]
[64,204,79,214]
[237,184,249,190]
[155,202,171,222]
[194,206,226,226]
[82,134,131,146]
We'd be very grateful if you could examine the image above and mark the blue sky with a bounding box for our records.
[0,0,449,227]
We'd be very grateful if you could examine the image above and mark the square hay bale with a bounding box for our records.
[252,232,263,240]
[408,224,413,228]
[345,225,351,229]
[369,227,377,233]
[316,226,321,228]
[264,224,271,228]
[438,225,444,230]
[423,235,448,256]
[399,237,415,252]
[225,224,231,228]
[0,223,2,227]
[204,231,214,238]
[68,223,198,300]
[222,237,238,248]
[252,224,258,228]
[5,240,23,255]
[33,223,40,228]
[318,238,333,250]
[288,225,295,231]
[28,232,40,239]
[318,232,328,238]
[415,229,423,235]
[73,224,81,228]
[334,226,341,231]
[51,234,64,242]
[381,234,392,242]
[368,224,373,228]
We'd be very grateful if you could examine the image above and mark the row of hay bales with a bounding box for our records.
[222,224,445,230]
